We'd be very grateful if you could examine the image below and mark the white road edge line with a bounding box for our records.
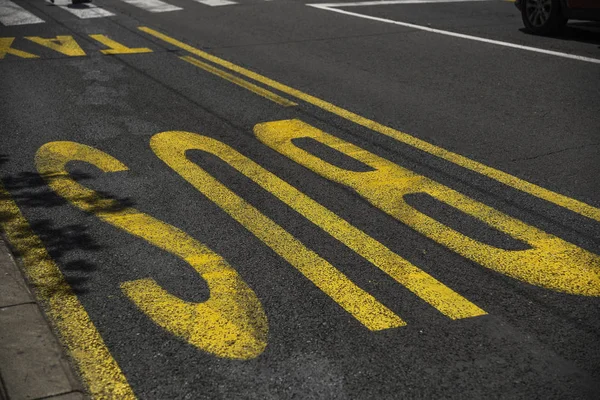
[0,0,44,25]
[316,0,492,8]
[307,3,600,65]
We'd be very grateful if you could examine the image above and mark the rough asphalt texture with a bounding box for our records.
[1,0,599,398]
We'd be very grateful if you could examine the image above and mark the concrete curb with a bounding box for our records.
[0,236,87,400]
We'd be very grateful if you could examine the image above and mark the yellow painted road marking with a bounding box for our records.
[0,37,38,59]
[138,26,600,223]
[151,131,406,331]
[89,34,152,55]
[256,119,600,296]
[25,35,86,57]
[0,181,135,399]
[151,130,484,322]
[35,141,269,359]
[181,56,297,107]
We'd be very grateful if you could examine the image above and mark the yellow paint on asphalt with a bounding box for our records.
[25,35,86,57]
[181,56,297,107]
[89,34,152,55]
[151,131,406,330]
[0,181,135,399]
[138,26,600,223]
[0,37,38,59]
[256,119,600,296]
[151,130,484,323]
[35,141,268,359]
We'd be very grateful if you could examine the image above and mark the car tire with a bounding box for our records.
[521,0,567,35]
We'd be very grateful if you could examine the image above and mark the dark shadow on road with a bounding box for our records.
[0,155,135,296]
[519,22,600,47]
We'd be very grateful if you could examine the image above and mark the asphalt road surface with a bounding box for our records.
[1,0,599,398]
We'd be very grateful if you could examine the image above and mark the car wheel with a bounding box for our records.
[521,0,567,35]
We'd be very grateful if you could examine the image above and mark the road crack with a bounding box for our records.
[510,142,600,162]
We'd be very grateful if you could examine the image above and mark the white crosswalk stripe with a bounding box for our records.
[118,0,182,13]
[192,0,238,6]
[0,0,259,26]
[0,0,44,26]
[53,1,116,19]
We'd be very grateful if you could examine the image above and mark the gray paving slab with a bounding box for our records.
[0,304,81,399]
[0,240,33,308]
[0,238,86,400]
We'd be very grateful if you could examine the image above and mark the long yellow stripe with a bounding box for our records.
[181,56,297,107]
[0,181,135,399]
[139,26,600,223]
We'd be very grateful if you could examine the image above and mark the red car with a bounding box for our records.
[516,0,600,35]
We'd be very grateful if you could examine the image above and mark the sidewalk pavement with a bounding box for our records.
[0,236,87,400]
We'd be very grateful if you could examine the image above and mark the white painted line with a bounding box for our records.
[308,4,600,64]
[0,0,44,26]
[316,0,491,7]
[52,1,116,18]
[118,0,182,12]
[59,4,115,19]
[192,0,238,7]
